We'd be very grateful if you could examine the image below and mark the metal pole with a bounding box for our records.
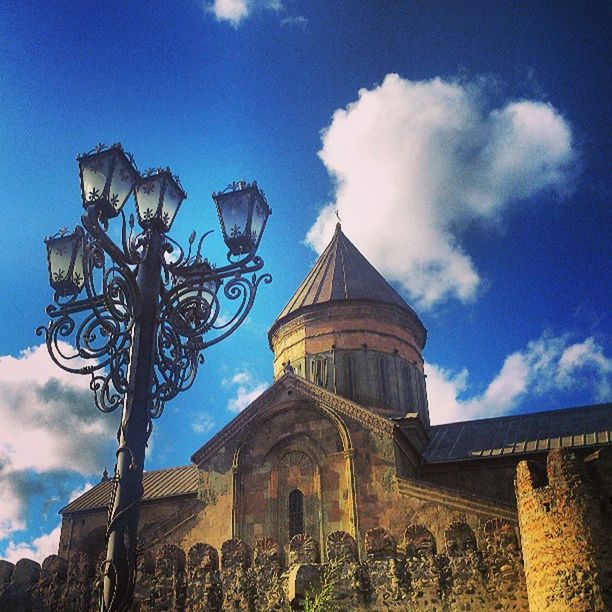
[102,230,163,612]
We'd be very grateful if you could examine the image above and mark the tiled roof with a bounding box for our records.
[423,403,612,464]
[60,465,199,514]
[274,224,421,324]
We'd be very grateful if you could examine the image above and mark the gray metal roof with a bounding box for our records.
[275,224,421,323]
[60,465,199,514]
[422,403,612,463]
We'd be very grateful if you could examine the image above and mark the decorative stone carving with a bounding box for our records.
[404,524,436,559]
[185,543,221,612]
[365,526,396,560]
[364,527,406,607]
[63,551,94,611]
[444,520,477,557]
[221,539,254,611]
[36,555,67,611]
[327,530,357,562]
[280,450,311,469]
[253,537,286,611]
[288,533,319,565]
[150,544,186,611]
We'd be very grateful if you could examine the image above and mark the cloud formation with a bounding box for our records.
[0,344,116,539]
[307,74,575,308]
[208,0,304,27]
[224,370,268,413]
[2,525,62,564]
[426,332,611,424]
[1,480,93,563]
[192,412,216,434]
[209,0,250,26]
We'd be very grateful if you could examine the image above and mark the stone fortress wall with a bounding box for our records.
[0,519,527,611]
[1,448,609,611]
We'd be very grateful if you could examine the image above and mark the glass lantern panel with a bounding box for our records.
[71,238,85,291]
[108,155,135,213]
[136,178,161,224]
[81,153,111,203]
[160,183,183,230]
[220,190,251,241]
[250,195,268,247]
[175,275,218,304]
[47,236,74,288]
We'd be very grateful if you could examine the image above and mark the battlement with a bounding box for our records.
[0,519,528,611]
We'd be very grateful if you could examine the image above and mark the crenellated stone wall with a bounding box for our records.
[0,519,528,611]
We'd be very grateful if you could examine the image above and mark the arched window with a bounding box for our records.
[316,357,328,387]
[289,489,304,538]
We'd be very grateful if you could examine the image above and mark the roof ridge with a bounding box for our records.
[429,402,612,429]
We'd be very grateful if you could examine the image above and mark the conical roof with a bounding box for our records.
[275,223,420,324]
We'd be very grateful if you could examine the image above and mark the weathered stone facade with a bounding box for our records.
[0,521,530,610]
[3,226,610,611]
[516,448,612,611]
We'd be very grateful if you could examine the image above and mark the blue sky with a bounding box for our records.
[0,1,610,561]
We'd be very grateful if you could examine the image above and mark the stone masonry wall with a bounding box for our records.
[0,520,528,611]
[516,448,612,611]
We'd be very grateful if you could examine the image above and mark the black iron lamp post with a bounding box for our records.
[38,143,271,611]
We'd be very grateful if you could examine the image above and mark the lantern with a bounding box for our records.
[212,181,271,256]
[77,143,139,219]
[134,169,186,232]
[171,261,221,334]
[44,227,86,296]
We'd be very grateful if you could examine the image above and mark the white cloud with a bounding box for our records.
[224,369,268,413]
[192,412,216,434]
[2,525,61,564]
[0,344,116,539]
[208,0,288,26]
[231,371,251,385]
[307,74,575,308]
[281,15,308,28]
[426,332,612,424]
[210,0,249,26]
[68,481,94,504]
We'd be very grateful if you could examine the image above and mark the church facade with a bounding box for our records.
[1,226,611,610]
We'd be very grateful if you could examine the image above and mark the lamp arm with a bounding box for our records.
[212,249,260,277]
[167,255,264,295]
[200,270,272,349]
[81,206,136,268]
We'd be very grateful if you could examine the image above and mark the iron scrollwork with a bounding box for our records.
[40,153,271,612]
[38,214,272,419]
[37,212,144,414]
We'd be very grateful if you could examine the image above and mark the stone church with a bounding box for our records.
[2,225,611,610]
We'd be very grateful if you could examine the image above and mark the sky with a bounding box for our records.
[0,0,610,562]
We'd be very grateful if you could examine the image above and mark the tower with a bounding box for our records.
[268,224,429,424]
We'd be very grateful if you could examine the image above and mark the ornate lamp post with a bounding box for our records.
[38,143,271,611]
